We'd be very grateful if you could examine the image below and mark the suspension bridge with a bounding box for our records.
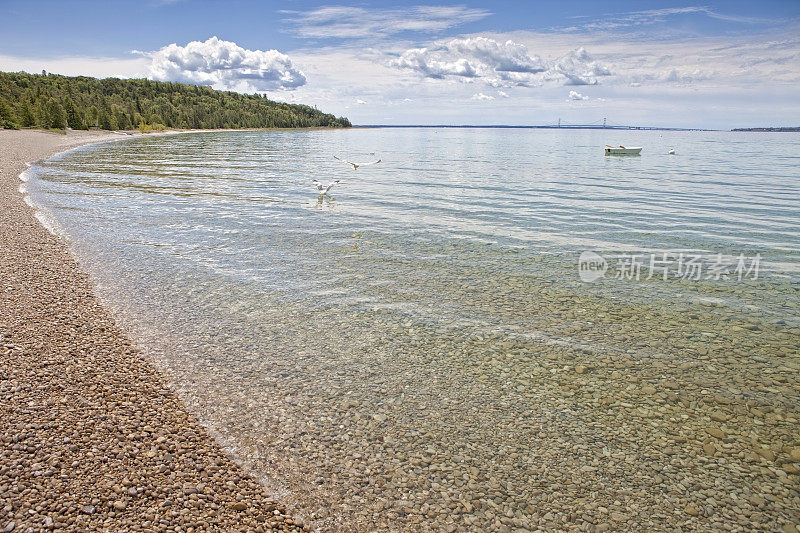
[363,119,706,131]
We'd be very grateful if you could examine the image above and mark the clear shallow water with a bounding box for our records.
[27,129,800,530]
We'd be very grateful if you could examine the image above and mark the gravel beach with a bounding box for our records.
[0,129,305,532]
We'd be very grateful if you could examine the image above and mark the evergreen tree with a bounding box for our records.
[18,101,35,127]
[0,97,17,128]
[0,71,351,131]
[43,97,67,129]
[63,97,84,129]
[97,107,117,130]
[87,105,99,128]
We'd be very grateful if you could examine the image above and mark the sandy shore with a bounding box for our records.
[0,129,305,532]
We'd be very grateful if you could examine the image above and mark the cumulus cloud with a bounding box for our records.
[393,37,610,87]
[497,90,509,98]
[395,47,478,79]
[547,47,611,85]
[622,66,713,87]
[568,90,588,100]
[660,68,708,83]
[282,5,490,39]
[146,36,306,92]
[471,92,494,101]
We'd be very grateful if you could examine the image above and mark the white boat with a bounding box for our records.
[604,145,642,156]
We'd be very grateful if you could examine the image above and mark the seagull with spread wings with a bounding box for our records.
[334,155,381,170]
[312,179,340,195]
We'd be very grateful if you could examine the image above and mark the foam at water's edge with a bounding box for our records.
[19,162,31,181]
[20,165,68,238]
[32,210,67,238]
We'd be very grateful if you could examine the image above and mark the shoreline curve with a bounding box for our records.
[0,129,307,531]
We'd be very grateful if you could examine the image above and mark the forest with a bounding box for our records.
[0,71,351,130]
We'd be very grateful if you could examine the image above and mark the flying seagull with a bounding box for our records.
[312,179,340,195]
[334,155,381,170]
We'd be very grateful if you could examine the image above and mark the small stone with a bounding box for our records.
[783,524,799,533]
[684,503,701,516]
[575,365,587,374]
[705,427,726,439]
[231,502,248,512]
[372,413,387,423]
[710,411,728,422]
[81,505,95,515]
[782,463,800,475]
[703,443,716,456]
[3,522,15,533]
[755,447,775,462]
[113,500,127,511]
[790,447,800,462]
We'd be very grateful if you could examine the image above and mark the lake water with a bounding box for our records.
[26,129,800,530]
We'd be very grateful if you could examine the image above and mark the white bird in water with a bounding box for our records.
[334,155,381,170]
[312,179,340,195]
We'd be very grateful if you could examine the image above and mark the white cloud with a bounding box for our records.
[282,5,490,39]
[547,47,611,85]
[568,90,588,100]
[356,99,367,104]
[282,23,800,128]
[497,90,509,98]
[471,92,494,101]
[146,36,306,92]
[566,6,778,34]
[394,38,610,88]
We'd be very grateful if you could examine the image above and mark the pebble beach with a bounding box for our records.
[0,129,305,532]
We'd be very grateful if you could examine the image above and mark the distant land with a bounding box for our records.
[358,124,711,131]
[731,127,800,132]
[0,71,350,131]
[360,124,800,132]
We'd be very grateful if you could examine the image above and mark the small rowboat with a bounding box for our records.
[604,145,642,156]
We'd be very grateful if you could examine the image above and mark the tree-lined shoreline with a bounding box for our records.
[0,71,351,131]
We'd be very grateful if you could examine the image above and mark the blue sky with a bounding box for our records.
[2,1,799,128]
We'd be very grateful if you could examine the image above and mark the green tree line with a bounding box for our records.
[0,71,351,130]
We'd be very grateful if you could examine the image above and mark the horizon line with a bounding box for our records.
[354,124,716,131]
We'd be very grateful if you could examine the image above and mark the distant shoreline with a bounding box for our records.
[357,124,800,132]
[355,124,713,131]
[731,127,800,132]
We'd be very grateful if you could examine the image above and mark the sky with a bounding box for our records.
[1,1,799,128]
